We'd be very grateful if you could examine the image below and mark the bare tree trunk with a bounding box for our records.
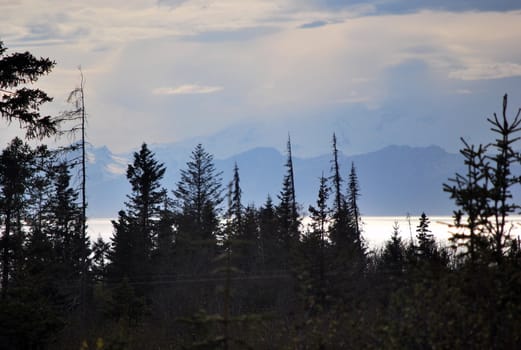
[1,208,11,300]
[79,70,88,319]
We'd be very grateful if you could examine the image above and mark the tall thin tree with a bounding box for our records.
[329,133,349,248]
[347,162,362,245]
[60,69,89,316]
[485,94,521,263]
[277,135,300,268]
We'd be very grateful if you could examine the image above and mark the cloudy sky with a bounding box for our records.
[2,0,521,157]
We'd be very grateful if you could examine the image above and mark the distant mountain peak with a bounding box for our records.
[85,143,461,217]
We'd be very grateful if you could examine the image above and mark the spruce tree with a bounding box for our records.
[24,145,54,237]
[91,236,110,282]
[22,145,55,288]
[126,143,166,254]
[48,163,86,276]
[226,164,257,273]
[23,159,85,335]
[415,212,435,261]
[0,138,33,299]
[301,174,330,308]
[258,195,279,271]
[443,141,489,265]
[328,133,349,248]
[173,143,223,275]
[445,94,521,265]
[239,204,260,274]
[327,135,365,302]
[380,221,406,276]
[227,163,243,241]
[181,164,258,350]
[346,162,365,271]
[109,210,137,281]
[154,192,176,275]
[0,41,58,138]
[484,94,521,263]
[109,143,166,283]
[29,157,91,339]
[276,136,300,270]
[0,140,67,348]
[347,162,362,245]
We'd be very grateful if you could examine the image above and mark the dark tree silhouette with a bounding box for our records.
[484,94,521,263]
[443,140,489,265]
[91,236,110,281]
[0,138,33,300]
[258,195,278,271]
[328,133,349,248]
[415,212,435,260]
[380,221,406,276]
[276,136,300,270]
[301,173,330,308]
[445,94,521,265]
[227,162,243,240]
[347,162,362,244]
[173,143,223,275]
[109,143,166,283]
[0,41,57,138]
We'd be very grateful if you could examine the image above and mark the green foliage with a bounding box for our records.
[415,212,435,260]
[104,278,145,328]
[275,136,300,272]
[108,143,166,285]
[173,143,223,275]
[380,221,406,277]
[257,195,280,270]
[0,286,65,349]
[299,174,330,310]
[174,143,223,240]
[1,84,521,349]
[347,162,362,242]
[445,94,521,265]
[0,138,88,348]
[92,236,111,281]
[0,41,58,139]
[280,137,298,216]
[0,137,33,299]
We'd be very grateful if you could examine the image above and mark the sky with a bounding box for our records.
[1,0,521,157]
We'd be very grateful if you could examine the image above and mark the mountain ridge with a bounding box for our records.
[86,143,463,218]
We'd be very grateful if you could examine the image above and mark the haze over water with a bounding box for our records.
[87,216,494,248]
[88,216,521,249]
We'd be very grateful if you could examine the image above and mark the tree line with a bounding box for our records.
[2,40,521,349]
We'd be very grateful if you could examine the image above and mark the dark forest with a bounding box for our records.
[2,41,521,350]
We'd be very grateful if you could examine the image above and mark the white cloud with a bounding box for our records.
[2,3,521,155]
[449,62,521,80]
[105,163,126,175]
[152,84,224,95]
[1,0,296,49]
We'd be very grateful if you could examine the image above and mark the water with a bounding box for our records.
[358,216,454,247]
[88,216,521,248]
[88,218,115,242]
[87,216,456,247]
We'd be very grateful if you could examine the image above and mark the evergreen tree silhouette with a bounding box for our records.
[276,136,300,270]
[173,143,223,275]
[0,138,33,300]
[0,41,58,138]
[109,143,166,286]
